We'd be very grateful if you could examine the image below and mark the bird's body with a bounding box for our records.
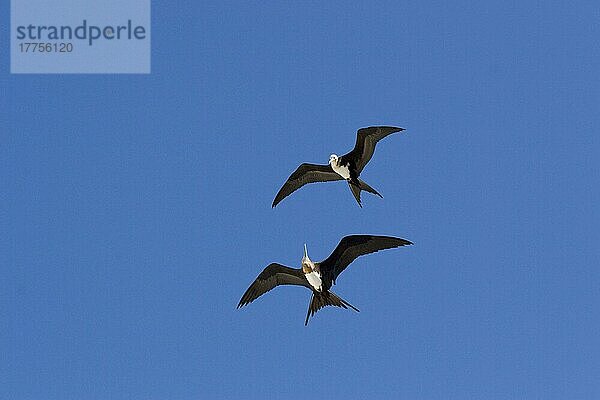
[304,269,323,292]
[329,155,352,180]
[272,126,405,208]
[237,235,413,325]
[302,244,323,291]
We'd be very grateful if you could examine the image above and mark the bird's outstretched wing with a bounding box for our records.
[237,263,310,308]
[319,235,412,288]
[341,126,404,173]
[272,163,343,207]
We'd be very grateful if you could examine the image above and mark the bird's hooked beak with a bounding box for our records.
[329,154,338,165]
[301,243,312,273]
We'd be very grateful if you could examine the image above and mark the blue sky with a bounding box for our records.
[2,1,599,399]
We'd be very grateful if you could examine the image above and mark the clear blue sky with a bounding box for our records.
[3,1,599,399]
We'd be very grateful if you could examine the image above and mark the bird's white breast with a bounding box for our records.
[331,162,351,180]
[305,271,323,291]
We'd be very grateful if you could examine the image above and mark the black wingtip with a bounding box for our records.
[304,293,314,326]
[385,236,413,247]
[379,126,404,133]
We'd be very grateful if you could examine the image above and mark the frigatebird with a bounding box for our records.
[237,235,412,325]
[272,126,405,208]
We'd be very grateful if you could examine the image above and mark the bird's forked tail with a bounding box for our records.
[305,291,360,325]
[348,179,383,207]
[358,179,383,198]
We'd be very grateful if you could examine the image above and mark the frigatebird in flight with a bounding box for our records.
[237,235,412,325]
[272,126,405,208]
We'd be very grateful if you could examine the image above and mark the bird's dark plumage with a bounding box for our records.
[237,263,310,309]
[272,126,404,207]
[341,126,404,173]
[272,163,343,208]
[305,291,359,326]
[237,235,413,325]
[319,235,413,289]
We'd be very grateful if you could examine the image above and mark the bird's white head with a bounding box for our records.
[329,154,339,165]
